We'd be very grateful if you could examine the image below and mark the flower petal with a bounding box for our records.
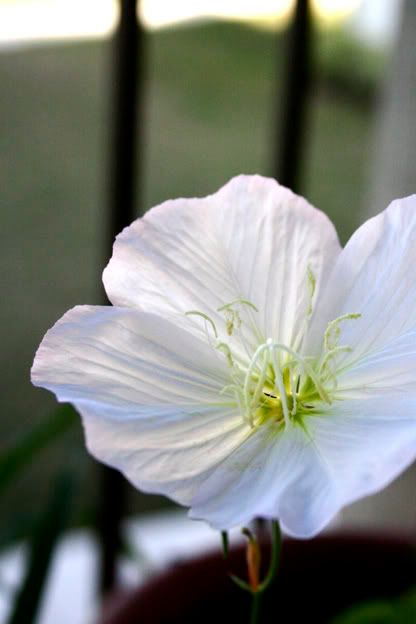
[306,396,416,509]
[31,305,250,504]
[80,403,248,504]
[190,422,339,537]
[32,305,229,407]
[338,331,416,398]
[306,195,416,370]
[191,394,416,536]
[103,175,340,348]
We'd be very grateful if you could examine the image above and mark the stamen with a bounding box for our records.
[243,342,270,427]
[324,313,361,351]
[319,345,353,380]
[267,339,290,427]
[192,300,358,432]
[306,264,316,317]
[218,299,255,336]
[234,388,249,425]
[289,370,297,416]
[267,341,332,406]
[220,384,239,395]
[291,266,317,352]
[249,349,270,415]
[217,299,258,313]
[185,310,218,338]
[217,298,264,350]
[224,308,241,336]
[216,342,234,368]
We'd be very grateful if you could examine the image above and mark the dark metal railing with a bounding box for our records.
[274,0,312,193]
[98,0,146,594]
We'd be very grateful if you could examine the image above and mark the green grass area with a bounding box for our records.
[0,20,381,534]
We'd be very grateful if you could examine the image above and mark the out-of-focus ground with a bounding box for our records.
[0,21,385,540]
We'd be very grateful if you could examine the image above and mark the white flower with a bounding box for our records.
[31,175,416,538]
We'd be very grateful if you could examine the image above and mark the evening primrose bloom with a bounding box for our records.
[31,175,416,538]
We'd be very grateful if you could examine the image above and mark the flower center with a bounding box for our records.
[186,293,361,431]
[233,338,330,429]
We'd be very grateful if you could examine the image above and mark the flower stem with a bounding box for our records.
[226,520,282,624]
[250,591,262,624]
[221,531,229,558]
[258,520,282,592]
[250,520,282,624]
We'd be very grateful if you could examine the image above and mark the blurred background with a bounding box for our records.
[1,0,416,621]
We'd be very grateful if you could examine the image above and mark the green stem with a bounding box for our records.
[250,520,282,624]
[227,520,282,624]
[258,520,282,592]
[250,591,262,624]
[221,531,229,558]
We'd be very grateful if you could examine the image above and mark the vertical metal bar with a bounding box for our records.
[108,0,143,239]
[98,0,145,594]
[273,0,312,192]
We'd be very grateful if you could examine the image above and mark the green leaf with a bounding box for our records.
[332,602,397,624]
[399,591,416,621]
[6,473,74,624]
[332,591,416,624]
[0,404,77,494]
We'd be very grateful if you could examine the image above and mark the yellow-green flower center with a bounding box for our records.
[254,392,284,425]
[186,294,361,431]
[235,338,330,429]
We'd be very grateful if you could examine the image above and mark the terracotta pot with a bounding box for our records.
[99,533,416,624]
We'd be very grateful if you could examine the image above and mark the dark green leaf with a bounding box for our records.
[332,591,416,624]
[6,473,74,624]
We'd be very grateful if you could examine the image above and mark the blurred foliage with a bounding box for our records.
[316,27,385,104]
[332,591,416,624]
[6,474,74,624]
[0,405,76,494]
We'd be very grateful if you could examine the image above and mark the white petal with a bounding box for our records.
[103,175,340,348]
[32,306,230,407]
[81,402,248,505]
[191,395,416,536]
[306,396,416,508]
[338,331,416,398]
[306,195,416,368]
[32,305,250,504]
[190,422,339,537]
